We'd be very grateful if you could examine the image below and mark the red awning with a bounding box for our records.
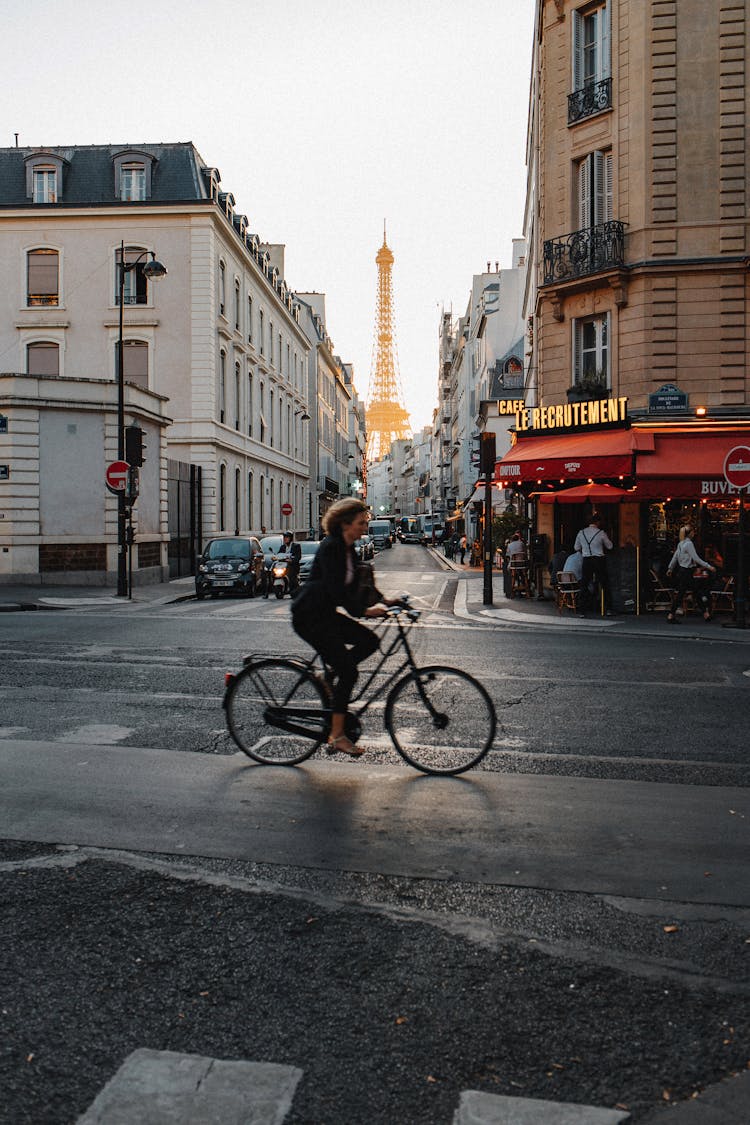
[496,423,750,500]
[495,428,647,484]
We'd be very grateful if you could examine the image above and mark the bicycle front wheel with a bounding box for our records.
[225,658,329,765]
[385,666,496,775]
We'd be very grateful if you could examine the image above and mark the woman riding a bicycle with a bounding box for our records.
[291,498,400,757]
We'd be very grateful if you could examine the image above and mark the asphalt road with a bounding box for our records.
[1,547,749,1123]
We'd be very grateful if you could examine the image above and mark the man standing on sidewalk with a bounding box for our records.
[459,533,467,565]
[574,513,613,615]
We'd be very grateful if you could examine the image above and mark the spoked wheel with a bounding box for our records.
[225,658,329,765]
[385,666,496,775]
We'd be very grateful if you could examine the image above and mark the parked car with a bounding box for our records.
[195,535,265,599]
[298,540,320,582]
[355,534,375,561]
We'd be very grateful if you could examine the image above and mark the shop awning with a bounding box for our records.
[495,428,648,485]
[496,422,750,501]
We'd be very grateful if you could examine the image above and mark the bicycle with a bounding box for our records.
[222,598,496,775]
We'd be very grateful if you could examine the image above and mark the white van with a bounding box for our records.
[368,519,392,551]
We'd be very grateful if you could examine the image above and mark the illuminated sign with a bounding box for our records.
[515,397,628,434]
[497,399,526,416]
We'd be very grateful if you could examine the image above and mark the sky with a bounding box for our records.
[6,0,535,432]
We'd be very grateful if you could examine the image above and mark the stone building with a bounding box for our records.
[503,0,749,604]
[0,141,313,584]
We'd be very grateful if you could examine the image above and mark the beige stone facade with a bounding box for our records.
[533,0,748,414]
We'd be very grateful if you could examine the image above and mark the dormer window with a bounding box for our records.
[120,164,146,201]
[33,167,57,203]
[25,151,66,203]
[113,149,155,201]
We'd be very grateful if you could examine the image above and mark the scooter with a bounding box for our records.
[271,554,291,599]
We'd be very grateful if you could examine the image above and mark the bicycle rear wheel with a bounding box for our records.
[225,658,329,765]
[385,666,496,775]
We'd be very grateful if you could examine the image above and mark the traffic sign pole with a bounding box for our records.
[722,445,749,631]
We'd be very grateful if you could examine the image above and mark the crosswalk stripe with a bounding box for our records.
[76,1049,302,1125]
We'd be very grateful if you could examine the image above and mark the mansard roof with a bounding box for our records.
[0,141,209,205]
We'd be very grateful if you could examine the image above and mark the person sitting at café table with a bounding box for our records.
[665,526,716,623]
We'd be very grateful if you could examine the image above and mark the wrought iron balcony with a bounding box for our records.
[568,77,612,124]
[543,221,625,286]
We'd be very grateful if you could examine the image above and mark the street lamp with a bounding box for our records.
[116,242,167,596]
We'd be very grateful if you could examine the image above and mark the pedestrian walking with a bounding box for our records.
[665,526,716,623]
[574,513,613,614]
[459,534,467,565]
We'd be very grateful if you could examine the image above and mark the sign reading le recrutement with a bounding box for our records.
[105,460,130,495]
[723,445,750,492]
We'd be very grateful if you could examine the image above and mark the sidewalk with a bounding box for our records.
[0,574,196,612]
[428,548,750,642]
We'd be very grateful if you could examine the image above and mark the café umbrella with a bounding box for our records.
[537,482,629,505]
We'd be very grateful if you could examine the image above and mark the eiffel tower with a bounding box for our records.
[365,225,412,462]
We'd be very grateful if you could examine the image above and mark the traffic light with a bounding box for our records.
[125,423,146,467]
[480,431,496,476]
[470,435,481,467]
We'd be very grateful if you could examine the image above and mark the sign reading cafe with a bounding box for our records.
[514,396,628,434]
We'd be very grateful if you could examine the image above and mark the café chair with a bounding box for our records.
[646,568,672,612]
[556,571,580,614]
[710,575,735,615]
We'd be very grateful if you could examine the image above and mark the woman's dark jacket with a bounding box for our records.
[292,534,379,623]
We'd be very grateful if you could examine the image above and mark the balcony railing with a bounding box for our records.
[543,220,625,286]
[568,77,612,124]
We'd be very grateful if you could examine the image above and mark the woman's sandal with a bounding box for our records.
[326,735,365,758]
[703,610,712,622]
[666,613,677,623]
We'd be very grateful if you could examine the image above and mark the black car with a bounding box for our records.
[298,540,320,582]
[195,536,265,599]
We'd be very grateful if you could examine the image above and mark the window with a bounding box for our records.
[27,341,59,376]
[247,371,254,437]
[219,260,226,316]
[117,247,149,306]
[573,4,610,91]
[234,361,241,430]
[573,314,609,384]
[247,294,253,343]
[33,167,57,203]
[121,341,148,389]
[278,332,282,372]
[120,164,146,201]
[27,249,59,306]
[113,150,154,200]
[577,150,613,230]
[259,382,266,443]
[219,350,226,423]
[269,322,274,366]
[248,471,254,529]
[234,468,241,535]
[269,389,274,447]
[234,279,241,331]
[219,464,226,530]
[259,309,265,355]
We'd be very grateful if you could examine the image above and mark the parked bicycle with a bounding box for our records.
[223,598,496,775]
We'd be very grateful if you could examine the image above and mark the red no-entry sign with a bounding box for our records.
[281,502,293,516]
[723,445,750,492]
[105,460,130,494]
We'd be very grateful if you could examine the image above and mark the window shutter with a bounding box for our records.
[594,151,605,225]
[573,320,583,381]
[27,342,60,376]
[600,3,611,80]
[578,156,591,230]
[27,249,59,303]
[573,11,582,91]
[603,151,613,221]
